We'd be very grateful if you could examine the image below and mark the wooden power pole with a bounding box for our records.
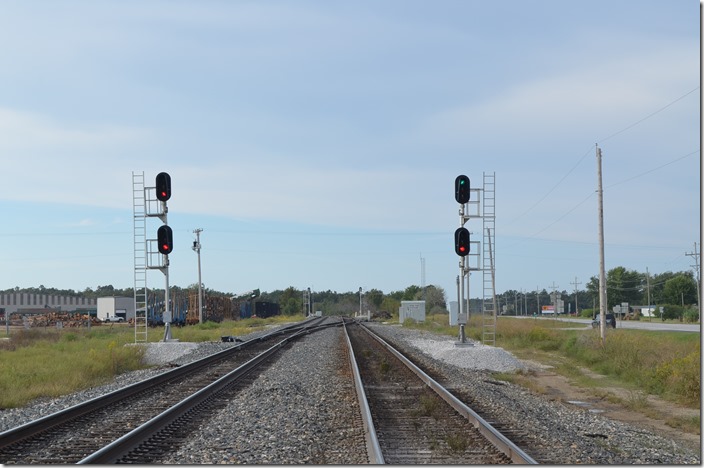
[596,145,607,344]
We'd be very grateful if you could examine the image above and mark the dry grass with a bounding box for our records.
[0,315,305,409]
[402,314,700,409]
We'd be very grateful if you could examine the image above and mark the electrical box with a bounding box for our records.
[399,301,426,323]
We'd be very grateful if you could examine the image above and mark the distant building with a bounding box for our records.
[97,297,135,321]
[0,293,97,315]
[633,305,656,317]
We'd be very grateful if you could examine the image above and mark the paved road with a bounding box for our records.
[508,316,700,333]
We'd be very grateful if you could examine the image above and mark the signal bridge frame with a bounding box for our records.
[144,187,169,271]
[454,172,496,347]
[133,171,174,344]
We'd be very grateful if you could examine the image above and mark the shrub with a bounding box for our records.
[683,307,699,324]
[661,305,685,321]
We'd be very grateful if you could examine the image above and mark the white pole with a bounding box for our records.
[193,229,204,324]
[358,287,362,317]
[163,261,172,341]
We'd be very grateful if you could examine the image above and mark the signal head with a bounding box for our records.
[455,175,470,204]
[454,227,470,256]
[157,225,173,255]
[155,172,171,202]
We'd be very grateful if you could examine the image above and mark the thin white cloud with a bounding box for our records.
[414,42,697,150]
[0,107,154,208]
[171,160,445,230]
[63,219,97,228]
[0,107,151,151]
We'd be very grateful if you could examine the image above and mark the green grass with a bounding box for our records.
[0,327,144,408]
[167,315,305,342]
[417,394,440,418]
[445,433,468,452]
[0,315,304,409]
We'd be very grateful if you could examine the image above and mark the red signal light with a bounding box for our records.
[157,225,173,255]
[155,172,171,202]
[454,227,470,257]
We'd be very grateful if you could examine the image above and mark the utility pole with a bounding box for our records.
[192,229,203,324]
[548,282,559,316]
[596,144,607,344]
[536,286,540,315]
[570,277,581,316]
[646,267,651,321]
[685,243,700,317]
[549,282,559,297]
[358,287,363,318]
[308,288,313,316]
[420,254,426,305]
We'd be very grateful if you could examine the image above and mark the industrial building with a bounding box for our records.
[0,293,97,315]
[97,297,135,322]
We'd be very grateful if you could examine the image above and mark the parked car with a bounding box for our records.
[104,316,125,323]
[592,313,616,328]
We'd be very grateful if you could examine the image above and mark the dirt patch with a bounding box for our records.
[515,360,701,453]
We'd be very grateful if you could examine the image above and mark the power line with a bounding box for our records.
[506,146,593,226]
[525,191,595,239]
[506,86,699,228]
[507,147,697,248]
[597,86,700,144]
[605,150,699,188]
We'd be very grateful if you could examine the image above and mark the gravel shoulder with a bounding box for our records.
[368,322,700,453]
[513,359,701,453]
[366,322,701,464]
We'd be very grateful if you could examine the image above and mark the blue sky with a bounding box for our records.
[0,0,700,302]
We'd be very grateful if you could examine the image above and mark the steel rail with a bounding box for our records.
[358,323,537,465]
[0,317,326,450]
[341,319,384,464]
[78,324,326,464]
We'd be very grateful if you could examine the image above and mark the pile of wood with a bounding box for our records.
[187,293,233,324]
[26,312,100,328]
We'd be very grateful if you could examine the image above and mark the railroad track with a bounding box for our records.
[343,319,536,464]
[0,317,336,464]
[3,317,537,464]
[364,323,556,464]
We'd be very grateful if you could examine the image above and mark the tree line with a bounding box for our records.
[2,266,698,321]
[496,267,699,322]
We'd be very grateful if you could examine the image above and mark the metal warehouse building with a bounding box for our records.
[0,293,97,315]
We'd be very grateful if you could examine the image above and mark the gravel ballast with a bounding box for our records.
[0,322,700,464]
[367,323,700,465]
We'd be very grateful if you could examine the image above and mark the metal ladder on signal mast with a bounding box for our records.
[482,172,497,346]
[132,172,148,343]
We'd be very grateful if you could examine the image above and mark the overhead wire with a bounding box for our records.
[506,145,593,226]
[505,86,699,244]
[597,86,700,144]
[605,150,699,188]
